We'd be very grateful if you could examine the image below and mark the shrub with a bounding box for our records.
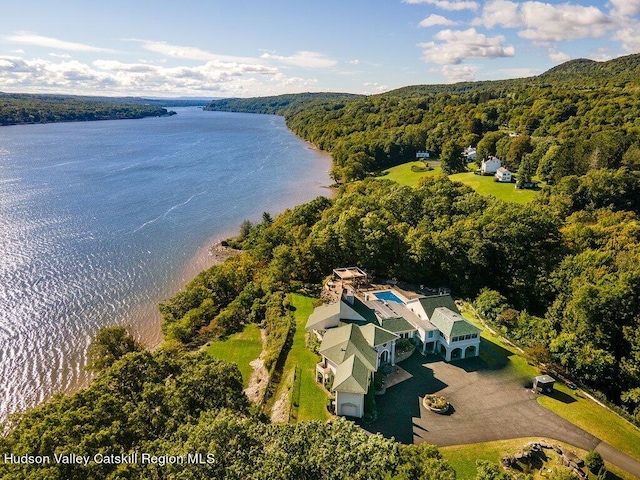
[585,450,605,473]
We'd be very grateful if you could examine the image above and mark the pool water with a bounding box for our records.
[374,291,404,304]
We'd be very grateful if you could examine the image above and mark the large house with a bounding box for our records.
[481,156,502,174]
[495,166,513,183]
[307,272,481,418]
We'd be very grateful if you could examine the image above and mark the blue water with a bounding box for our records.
[0,108,331,420]
[374,291,404,304]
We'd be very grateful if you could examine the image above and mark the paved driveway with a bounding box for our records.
[357,341,640,478]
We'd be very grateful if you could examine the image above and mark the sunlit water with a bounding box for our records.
[0,108,331,420]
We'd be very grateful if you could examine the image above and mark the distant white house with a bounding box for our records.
[464,146,477,161]
[481,156,502,174]
[495,167,512,183]
[416,151,430,159]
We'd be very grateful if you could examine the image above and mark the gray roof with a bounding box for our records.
[380,316,416,334]
[333,354,370,394]
[414,295,460,320]
[305,302,341,331]
[318,324,378,372]
[429,307,481,338]
[359,324,398,347]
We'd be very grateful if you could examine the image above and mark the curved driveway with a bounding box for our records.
[359,352,640,478]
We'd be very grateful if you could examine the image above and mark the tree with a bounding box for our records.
[516,154,536,188]
[506,135,533,170]
[440,139,466,174]
[585,450,605,474]
[476,131,505,161]
[86,325,142,371]
[475,460,512,480]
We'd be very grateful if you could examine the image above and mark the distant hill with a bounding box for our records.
[204,92,363,117]
[0,92,180,126]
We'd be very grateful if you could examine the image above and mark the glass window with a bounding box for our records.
[428,331,433,338]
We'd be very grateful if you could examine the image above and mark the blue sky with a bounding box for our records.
[0,0,639,97]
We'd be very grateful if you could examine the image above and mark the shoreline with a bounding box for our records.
[7,110,337,419]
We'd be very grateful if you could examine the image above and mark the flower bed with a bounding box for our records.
[423,395,450,413]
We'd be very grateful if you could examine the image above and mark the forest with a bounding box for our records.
[0,93,178,125]
[3,54,640,479]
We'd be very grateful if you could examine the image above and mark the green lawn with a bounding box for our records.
[449,172,539,204]
[440,438,634,480]
[538,384,640,462]
[377,160,539,204]
[378,161,441,187]
[284,293,330,422]
[460,303,640,463]
[205,323,262,388]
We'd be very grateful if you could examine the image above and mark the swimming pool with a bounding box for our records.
[373,291,404,304]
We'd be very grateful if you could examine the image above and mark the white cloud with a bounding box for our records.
[418,28,515,64]
[10,49,25,54]
[497,67,540,78]
[609,0,640,17]
[260,51,337,69]
[404,0,478,11]
[476,1,615,42]
[440,64,478,82]
[348,59,360,65]
[131,39,260,65]
[49,52,71,59]
[0,54,319,97]
[4,32,114,53]
[548,47,571,63]
[419,14,457,27]
[616,22,640,53]
[362,82,390,93]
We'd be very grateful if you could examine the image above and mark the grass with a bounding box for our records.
[377,161,441,187]
[377,160,539,204]
[440,438,634,480]
[459,303,640,464]
[538,384,640,462]
[275,293,329,422]
[449,172,539,204]
[205,322,262,388]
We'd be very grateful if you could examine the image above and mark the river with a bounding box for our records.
[0,107,332,420]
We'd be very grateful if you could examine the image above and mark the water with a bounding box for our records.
[0,108,332,421]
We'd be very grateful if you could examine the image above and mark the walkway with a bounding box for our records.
[358,350,640,478]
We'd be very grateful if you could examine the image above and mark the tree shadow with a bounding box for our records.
[543,389,577,404]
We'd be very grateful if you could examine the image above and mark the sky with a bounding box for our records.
[0,0,639,98]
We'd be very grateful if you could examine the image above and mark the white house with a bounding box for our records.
[315,324,378,418]
[428,307,481,361]
[307,277,482,418]
[481,156,502,174]
[464,146,477,161]
[495,167,512,183]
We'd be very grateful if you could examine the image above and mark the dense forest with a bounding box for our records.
[197,54,640,421]
[4,55,640,479]
[206,54,640,183]
[0,93,184,125]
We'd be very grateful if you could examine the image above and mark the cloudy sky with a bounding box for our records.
[1,0,639,98]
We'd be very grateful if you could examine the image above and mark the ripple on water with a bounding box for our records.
[0,108,332,421]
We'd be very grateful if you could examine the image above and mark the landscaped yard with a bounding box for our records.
[205,322,262,388]
[449,172,539,204]
[378,160,539,204]
[440,438,635,480]
[460,304,640,463]
[378,161,441,187]
[280,293,330,422]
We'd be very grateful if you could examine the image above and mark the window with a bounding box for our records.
[465,334,471,340]
[428,331,434,338]
[471,333,478,338]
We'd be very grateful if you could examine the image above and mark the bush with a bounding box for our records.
[585,450,605,473]
[396,338,414,354]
